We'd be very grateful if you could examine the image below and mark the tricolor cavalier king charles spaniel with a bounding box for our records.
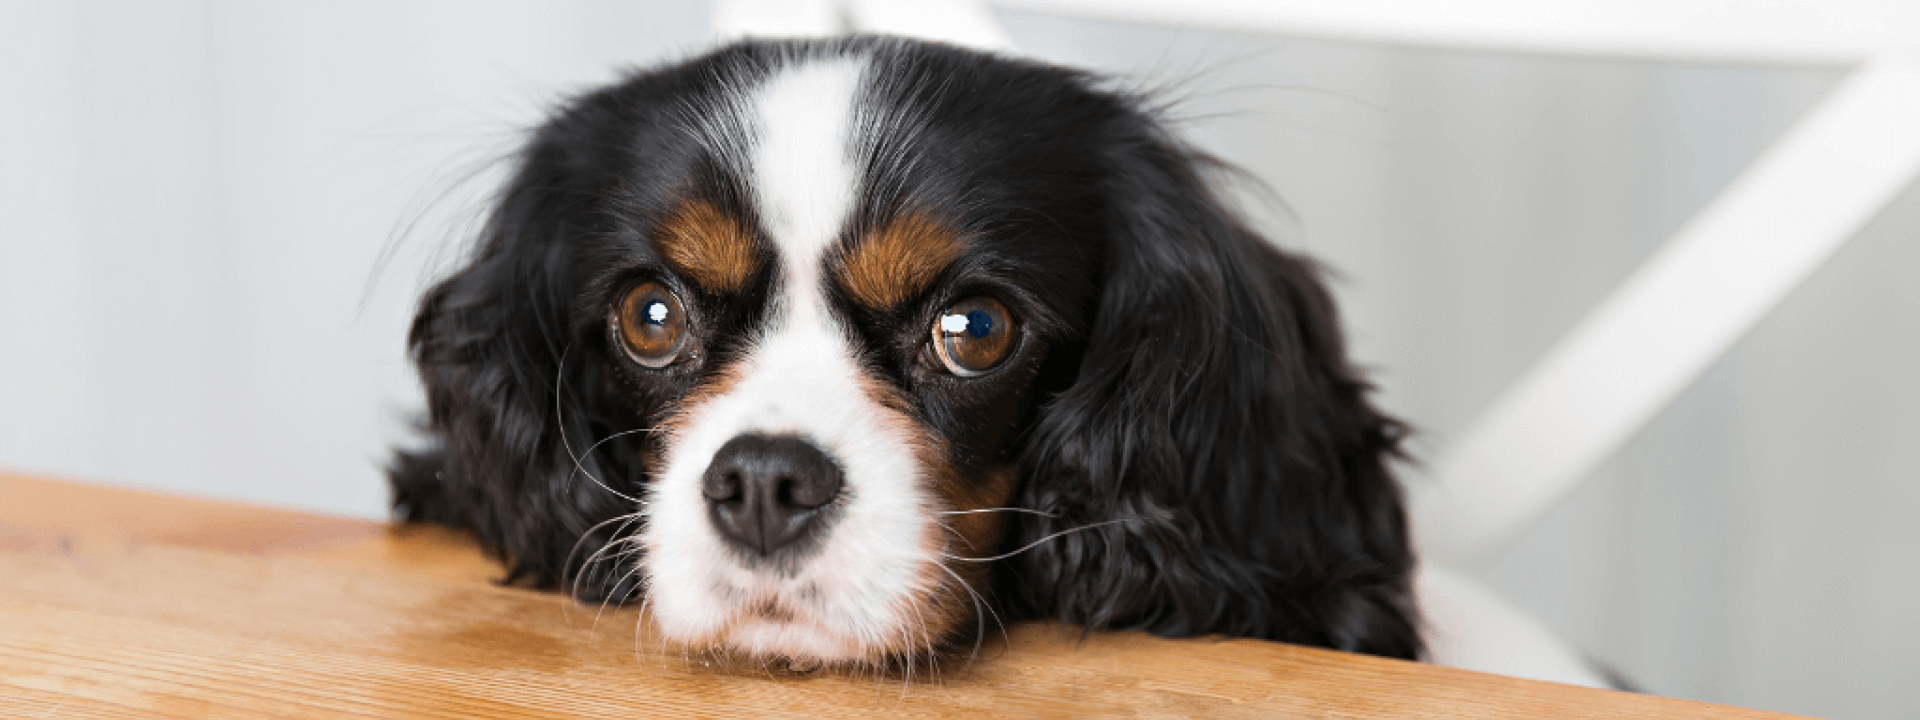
[392,37,1424,669]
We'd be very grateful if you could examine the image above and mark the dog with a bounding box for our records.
[391,36,1425,670]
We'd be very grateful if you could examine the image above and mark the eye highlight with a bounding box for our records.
[930,296,1017,377]
[612,281,690,368]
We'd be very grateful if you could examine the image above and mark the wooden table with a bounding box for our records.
[0,472,1797,718]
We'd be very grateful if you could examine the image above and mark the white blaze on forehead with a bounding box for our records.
[750,56,864,324]
[641,54,939,662]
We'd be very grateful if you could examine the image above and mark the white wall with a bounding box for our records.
[0,0,709,515]
[3,3,1913,718]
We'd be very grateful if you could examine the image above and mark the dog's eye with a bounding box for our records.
[613,281,689,368]
[930,296,1016,377]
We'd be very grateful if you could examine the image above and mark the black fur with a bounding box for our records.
[392,37,1422,660]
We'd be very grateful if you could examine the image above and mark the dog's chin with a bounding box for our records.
[653,600,916,668]
[723,614,869,666]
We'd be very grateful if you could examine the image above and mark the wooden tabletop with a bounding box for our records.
[0,471,1797,719]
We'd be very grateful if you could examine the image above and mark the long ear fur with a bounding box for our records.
[1007,123,1423,659]
[389,123,639,599]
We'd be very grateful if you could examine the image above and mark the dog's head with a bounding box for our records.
[393,38,1421,668]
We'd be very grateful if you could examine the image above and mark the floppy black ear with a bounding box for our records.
[389,125,639,599]
[1007,126,1423,659]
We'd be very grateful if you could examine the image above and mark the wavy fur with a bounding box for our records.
[391,37,1422,661]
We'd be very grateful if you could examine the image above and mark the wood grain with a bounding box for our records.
[0,471,1801,718]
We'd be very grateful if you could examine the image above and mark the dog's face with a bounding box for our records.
[625,55,1088,663]
[395,38,1424,669]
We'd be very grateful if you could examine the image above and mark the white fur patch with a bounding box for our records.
[750,57,863,283]
[641,52,942,663]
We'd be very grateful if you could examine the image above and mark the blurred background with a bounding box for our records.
[3,2,1915,717]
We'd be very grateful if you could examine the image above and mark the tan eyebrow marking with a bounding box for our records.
[839,213,964,310]
[657,198,758,292]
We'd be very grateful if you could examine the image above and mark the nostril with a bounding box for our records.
[780,470,838,509]
[703,469,744,503]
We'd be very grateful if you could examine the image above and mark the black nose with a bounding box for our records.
[702,433,844,558]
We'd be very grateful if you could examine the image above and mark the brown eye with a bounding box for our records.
[931,296,1017,377]
[612,281,689,368]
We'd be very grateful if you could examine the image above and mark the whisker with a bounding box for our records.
[922,618,940,684]
[933,560,1003,666]
[552,342,646,505]
[564,511,645,610]
[905,597,938,684]
[931,574,977,664]
[935,507,1058,518]
[592,544,647,604]
[574,426,664,471]
[593,539,649,558]
[568,512,643,569]
[897,633,913,701]
[941,518,1137,563]
[927,518,978,551]
[592,560,649,633]
[565,511,645,601]
[634,592,654,662]
[582,546,647,584]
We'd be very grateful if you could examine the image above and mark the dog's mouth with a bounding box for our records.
[659,586,921,668]
[722,612,865,665]
[742,598,798,624]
